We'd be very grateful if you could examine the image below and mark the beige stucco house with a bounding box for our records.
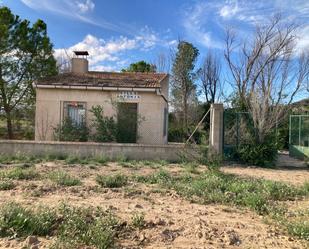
[34,51,169,144]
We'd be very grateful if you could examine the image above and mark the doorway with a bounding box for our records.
[117,103,138,143]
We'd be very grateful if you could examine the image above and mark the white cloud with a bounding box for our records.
[54,28,175,71]
[54,34,137,67]
[182,2,223,48]
[76,0,95,13]
[20,0,123,32]
[219,0,239,19]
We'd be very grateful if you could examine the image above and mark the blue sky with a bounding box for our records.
[1,0,309,73]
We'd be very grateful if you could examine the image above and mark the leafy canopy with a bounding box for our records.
[0,7,57,138]
[121,60,156,73]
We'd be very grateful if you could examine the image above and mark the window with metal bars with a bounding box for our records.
[63,102,86,126]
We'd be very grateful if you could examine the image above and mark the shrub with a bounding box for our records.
[53,118,89,142]
[96,174,128,188]
[90,105,117,142]
[236,139,278,167]
[48,171,81,186]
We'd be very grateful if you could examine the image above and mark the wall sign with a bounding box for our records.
[117,91,140,100]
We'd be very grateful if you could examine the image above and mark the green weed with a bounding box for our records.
[96,174,128,188]
[48,171,81,186]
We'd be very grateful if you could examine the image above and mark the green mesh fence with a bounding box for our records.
[289,115,309,159]
[223,111,255,156]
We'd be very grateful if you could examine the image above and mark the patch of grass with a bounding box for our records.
[131,212,145,228]
[135,171,307,215]
[182,162,199,174]
[0,154,43,164]
[96,174,128,188]
[48,171,81,186]
[0,180,15,190]
[93,155,109,165]
[0,202,120,248]
[0,167,39,180]
[0,202,56,237]
[54,205,118,249]
[287,221,309,241]
[134,169,172,185]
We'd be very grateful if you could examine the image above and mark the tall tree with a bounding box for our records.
[171,41,199,129]
[198,51,222,103]
[0,7,57,139]
[224,15,309,143]
[121,60,156,72]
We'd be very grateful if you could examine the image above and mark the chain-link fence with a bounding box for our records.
[289,115,309,159]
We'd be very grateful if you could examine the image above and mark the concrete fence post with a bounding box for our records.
[209,103,224,155]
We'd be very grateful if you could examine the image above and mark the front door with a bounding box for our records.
[117,103,138,143]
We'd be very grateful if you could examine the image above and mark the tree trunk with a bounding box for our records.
[5,109,14,139]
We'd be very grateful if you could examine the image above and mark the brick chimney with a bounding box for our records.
[71,51,89,74]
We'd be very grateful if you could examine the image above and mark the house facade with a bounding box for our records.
[34,52,169,144]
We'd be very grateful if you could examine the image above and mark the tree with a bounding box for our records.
[224,15,309,143]
[198,51,222,103]
[0,7,57,139]
[171,41,199,129]
[121,60,156,72]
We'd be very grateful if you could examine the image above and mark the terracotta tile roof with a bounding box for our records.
[35,71,168,88]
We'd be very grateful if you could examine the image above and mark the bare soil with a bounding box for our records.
[0,161,308,249]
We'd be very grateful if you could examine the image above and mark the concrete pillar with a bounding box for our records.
[209,103,224,155]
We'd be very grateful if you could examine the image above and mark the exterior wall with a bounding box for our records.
[0,140,184,161]
[35,88,168,144]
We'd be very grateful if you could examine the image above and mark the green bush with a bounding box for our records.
[96,174,128,188]
[236,140,278,167]
[48,171,81,186]
[90,105,117,142]
[53,118,89,142]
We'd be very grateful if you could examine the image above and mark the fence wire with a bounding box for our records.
[289,115,309,147]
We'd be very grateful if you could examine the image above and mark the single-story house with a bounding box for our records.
[34,51,169,144]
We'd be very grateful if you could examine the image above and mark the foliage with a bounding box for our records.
[48,171,81,186]
[90,105,117,142]
[53,118,89,142]
[96,174,128,188]
[0,7,57,139]
[171,40,199,129]
[121,60,156,72]
[236,139,278,167]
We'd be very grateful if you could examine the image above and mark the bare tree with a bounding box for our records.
[198,51,222,103]
[153,52,171,73]
[224,15,309,143]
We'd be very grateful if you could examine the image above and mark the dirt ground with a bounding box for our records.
[0,161,308,249]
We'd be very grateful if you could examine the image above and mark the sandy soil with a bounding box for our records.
[222,164,309,186]
[0,162,308,249]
